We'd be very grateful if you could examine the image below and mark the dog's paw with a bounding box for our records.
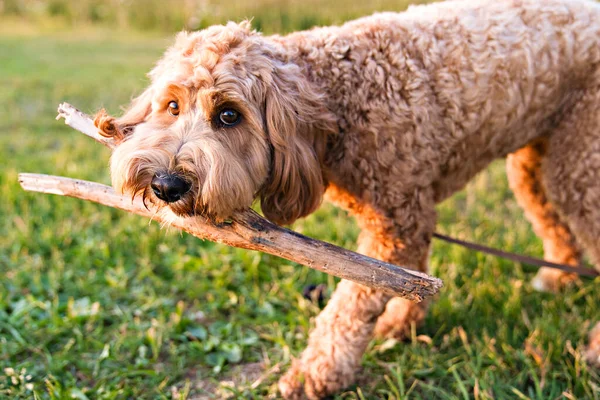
[530,268,578,293]
[584,322,600,367]
[373,318,410,341]
[278,357,354,399]
[278,360,329,400]
[278,360,308,400]
[373,297,427,340]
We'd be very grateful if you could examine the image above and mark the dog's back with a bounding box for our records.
[279,0,600,202]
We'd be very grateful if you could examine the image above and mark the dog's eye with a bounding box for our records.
[167,101,179,117]
[218,109,241,126]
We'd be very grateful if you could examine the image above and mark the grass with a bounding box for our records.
[1,11,600,400]
[1,0,434,34]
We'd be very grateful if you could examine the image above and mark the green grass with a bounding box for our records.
[1,0,434,34]
[1,17,600,400]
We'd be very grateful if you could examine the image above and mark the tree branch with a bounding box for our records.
[18,103,443,301]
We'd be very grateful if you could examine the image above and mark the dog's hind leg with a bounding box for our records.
[506,139,582,292]
[541,87,600,366]
[543,93,600,272]
[278,192,436,399]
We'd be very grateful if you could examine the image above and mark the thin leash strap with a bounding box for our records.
[432,232,599,278]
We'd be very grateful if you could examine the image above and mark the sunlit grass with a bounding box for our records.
[1,0,437,34]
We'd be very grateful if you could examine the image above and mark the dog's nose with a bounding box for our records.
[151,173,190,203]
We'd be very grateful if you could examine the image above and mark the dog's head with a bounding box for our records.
[95,22,337,225]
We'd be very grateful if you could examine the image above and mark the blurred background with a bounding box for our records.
[0,0,432,33]
[1,0,599,399]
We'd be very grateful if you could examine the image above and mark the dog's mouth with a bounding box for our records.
[150,172,191,202]
[146,189,200,217]
[138,173,200,217]
[166,200,199,217]
[121,159,257,222]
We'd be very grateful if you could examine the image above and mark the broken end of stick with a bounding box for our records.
[56,102,116,149]
[395,273,443,302]
[19,173,65,196]
[56,102,82,123]
[425,275,444,292]
[56,102,69,120]
[420,276,444,300]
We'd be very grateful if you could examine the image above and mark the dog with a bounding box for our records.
[95,0,600,397]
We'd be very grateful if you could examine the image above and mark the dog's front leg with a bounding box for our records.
[278,279,391,399]
[279,195,436,399]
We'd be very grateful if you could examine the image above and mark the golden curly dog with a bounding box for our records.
[95,0,600,397]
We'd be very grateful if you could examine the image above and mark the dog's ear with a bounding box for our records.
[259,62,337,225]
[94,88,153,142]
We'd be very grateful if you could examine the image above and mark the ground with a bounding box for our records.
[1,21,599,400]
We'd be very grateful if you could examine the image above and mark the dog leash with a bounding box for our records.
[432,232,599,278]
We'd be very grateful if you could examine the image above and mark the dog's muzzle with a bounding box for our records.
[150,172,191,203]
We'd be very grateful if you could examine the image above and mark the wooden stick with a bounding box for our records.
[18,173,442,300]
[18,103,443,301]
[57,103,116,149]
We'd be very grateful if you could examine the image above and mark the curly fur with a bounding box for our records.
[97,0,600,397]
